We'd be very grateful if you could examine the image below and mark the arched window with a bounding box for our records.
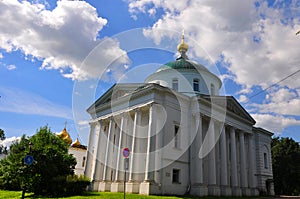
[193,79,199,92]
[172,79,178,91]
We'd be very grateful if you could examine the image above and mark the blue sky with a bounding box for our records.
[0,0,300,146]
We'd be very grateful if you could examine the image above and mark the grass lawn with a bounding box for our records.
[0,190,270,199]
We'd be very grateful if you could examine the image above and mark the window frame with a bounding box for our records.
[172,78,179,91]
[172,168,181,184]
[210,84,215,95]
[174,124,180,149]
[193,79,200,92]
[263,152,268,169]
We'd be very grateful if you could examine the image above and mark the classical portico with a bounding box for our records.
[84,34,274,196]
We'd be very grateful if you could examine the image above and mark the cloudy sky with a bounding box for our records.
[0,0,300,145]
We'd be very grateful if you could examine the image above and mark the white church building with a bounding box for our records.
[84,35,274,196]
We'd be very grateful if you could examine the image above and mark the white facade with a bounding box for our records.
[145,60,221,96]
[84,39,274,196]
[69,146,87,176]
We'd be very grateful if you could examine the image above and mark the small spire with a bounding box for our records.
[177,29,189,58]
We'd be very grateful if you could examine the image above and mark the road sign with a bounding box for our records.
[122,148,130,158]
[24,155,34,165]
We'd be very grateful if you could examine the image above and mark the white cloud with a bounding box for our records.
[0,53,3,59]
[267,87,297,103]
[0,136,21,148]
[0,0,130,81]
[78,120,89,126]
[129,0,300,89]
[6,64,16,70]
[252,113,300,135]
[238,95,248,103]
[127,0,300,134]
[251,87,300,116]
[0,86,72,119]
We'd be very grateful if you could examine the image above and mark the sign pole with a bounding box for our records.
[124,167,126,199]
[122,148,130,199]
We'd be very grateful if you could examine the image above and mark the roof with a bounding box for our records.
[155,56,210,73]
[70,138,87,150]
[201,95,256,125]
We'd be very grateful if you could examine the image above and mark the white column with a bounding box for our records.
[239,132,247,188]
[103,118,114,181]
[230,127,238,187]
[91,121,102,181]
[145,104,156,181]
[220,126,228,186]
[154,105,163,184]
[248,134,256,188]
[195,114,203,184]
[84,123,96,178]
[129,109,140,181]
[208,119,216,185]
[115,114,127,181]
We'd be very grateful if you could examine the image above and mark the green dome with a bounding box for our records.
[156,56,209,73]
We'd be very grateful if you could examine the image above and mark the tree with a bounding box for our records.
[0,129,5,140]
[0,126,77,196]
[0,128,8,155]
[271,137,300,195]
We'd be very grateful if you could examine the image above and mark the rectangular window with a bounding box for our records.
[172,169,180,183]
[113,134,116,152]
[82,156,86,167]
[174,125,180,148]
[264,153,268,169]
[193,79,199,92]
[172,79,178,91]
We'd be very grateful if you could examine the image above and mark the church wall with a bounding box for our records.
[161,159,190,195]
[69,147,87,176]
[254,128,274,195]
[146,69,221,96]
[85,84,274,196]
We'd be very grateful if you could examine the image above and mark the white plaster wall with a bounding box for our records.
[145,69,221,96]
[69,148,87,176]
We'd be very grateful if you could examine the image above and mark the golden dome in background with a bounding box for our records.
[71,138,87,150]
[71,138,81,148]
[56,127,72,145]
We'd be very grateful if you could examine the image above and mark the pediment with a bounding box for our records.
[202,95,256,125]
[87,83,145,113]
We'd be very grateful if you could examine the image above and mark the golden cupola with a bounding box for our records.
[71,138,87,149]
[71,138,81,148]
[56,127,72,145]
[177,30,189,54]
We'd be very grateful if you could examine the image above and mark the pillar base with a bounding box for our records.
[250,188,259,196]
[99,181,111,192]
[190,184,208,196]
[207,185,220,196]
[90,180,101,191]
[241,187,251,196]
[139,181,161,195]
[231,186,242,196]
[220,185,232,196]
[126,182,140,193]
[111,182,124,192]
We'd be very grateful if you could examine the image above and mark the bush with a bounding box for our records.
[65,175,90,196]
